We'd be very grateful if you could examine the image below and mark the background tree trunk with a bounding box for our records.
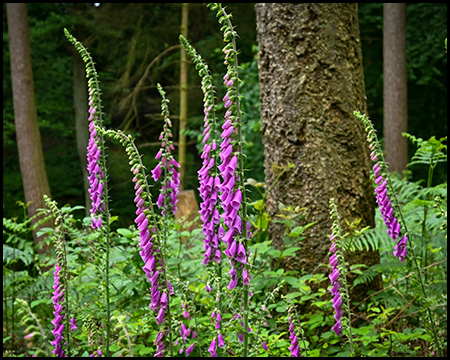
[178,3,189,191]
[383,3,408,174]
[73,53,91,216]
[7,3,52,253]
[255,3,381,303]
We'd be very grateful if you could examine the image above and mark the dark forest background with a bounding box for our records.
[3,3,447,228]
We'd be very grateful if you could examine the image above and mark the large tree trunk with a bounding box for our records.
[383,3,408,174]
[255,3,381,303]
[7,3,52,253]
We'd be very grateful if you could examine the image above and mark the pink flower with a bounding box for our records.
[186,343,195,356]
[208,337,217,357]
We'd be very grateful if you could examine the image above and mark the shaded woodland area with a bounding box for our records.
[3,3,447,227]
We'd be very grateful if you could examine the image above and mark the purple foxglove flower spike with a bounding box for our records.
[51,256,65,357]
[86,92,104,229]
[358,111,408,262]
[328,219,344,337]
[153,85,180,216]
[287,309,301,357]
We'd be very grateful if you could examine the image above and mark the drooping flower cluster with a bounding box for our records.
[329,231,343,337]
[87,90,105,228]
[152,84,180,216]
[356,111,408,262]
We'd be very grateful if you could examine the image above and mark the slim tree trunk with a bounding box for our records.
[383,3,408,174]
[73,53,91,216]
[7,3,52,253]
[178,3,189,191]
[256,3,381,303]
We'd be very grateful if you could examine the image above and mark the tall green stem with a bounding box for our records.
[356,111,442,357]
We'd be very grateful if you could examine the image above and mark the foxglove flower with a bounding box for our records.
[329,231,343,337]
[357,111,408,262]
[86,91,105,228]
[152,85,180,216]
[50,257,65,357]
[287,308,300,357]
[208,337,217,357]
[217,332,225,348]
[186,343,195,356]
[372,160,408,262]
[180,35,222,266]
[70,317,77,332]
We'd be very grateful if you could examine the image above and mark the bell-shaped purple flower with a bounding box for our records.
[208,337,217,357]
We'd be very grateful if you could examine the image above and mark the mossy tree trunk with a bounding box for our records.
[255,3,381,303]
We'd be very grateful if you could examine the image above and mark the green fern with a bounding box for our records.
[403,133,447,168]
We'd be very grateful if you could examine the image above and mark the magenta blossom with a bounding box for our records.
[86,92,104,228]
[369,143,408,262]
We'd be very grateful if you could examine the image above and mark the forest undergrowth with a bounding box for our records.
[3,3,447,358]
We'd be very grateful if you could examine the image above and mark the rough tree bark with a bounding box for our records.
[7,3,52,253]
[255,3,381,303]
[383,3,408,174]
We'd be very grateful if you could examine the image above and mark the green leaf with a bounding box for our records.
[30,299,52,308]
[117,228,133,237]
[267,249,281,257]
[139,347,153,355]
[280,247,301,258]
[285,292,303,299]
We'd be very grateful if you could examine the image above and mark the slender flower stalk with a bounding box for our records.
[100,123,173,356]
[282,294,309,357]
[356,111,408,261]
[44,196,71,357]
[355,111,443,356]
[148,83,180,357]
[64,29,114,356]
[287,307,300,357]
[153,84,180,216]
[328,198,354,354]
[180,34,226,355]
[208,3,252,355]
